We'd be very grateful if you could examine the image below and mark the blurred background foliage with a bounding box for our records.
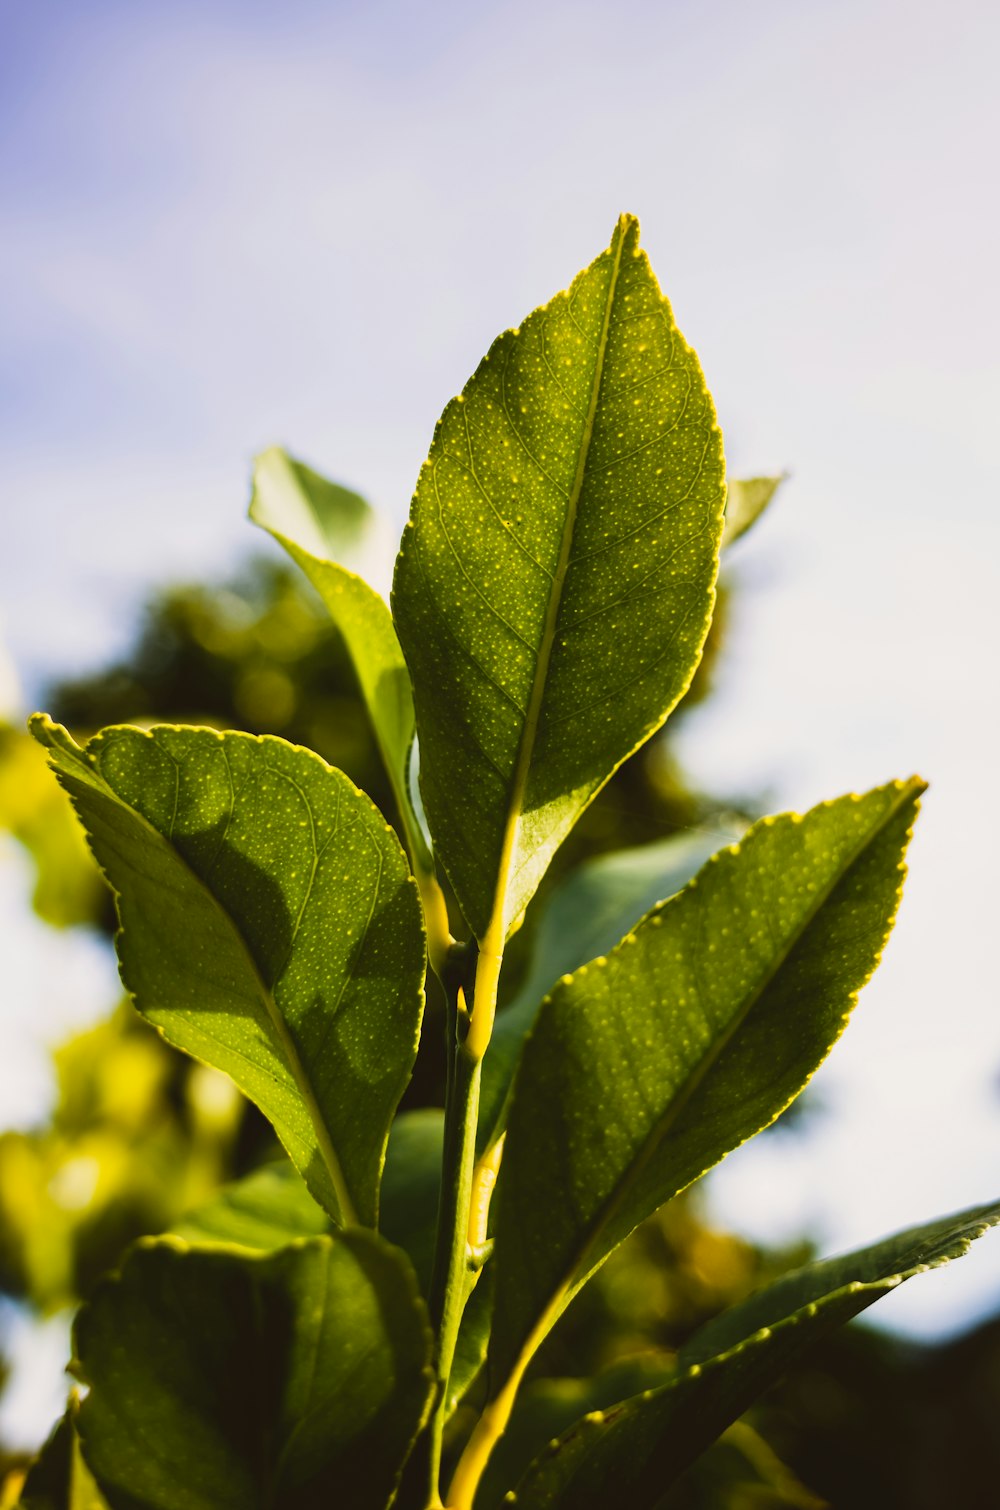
[2,531,999,1507]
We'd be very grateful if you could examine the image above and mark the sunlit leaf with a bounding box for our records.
[489,780,923,1387]
[721,475,784,550]
[173,1162,331,1250]
[249,447,430,866]
[30,716,425,1228]
[479,830,724,1151]
[20,1405,108,1510]
[393,214,725,943]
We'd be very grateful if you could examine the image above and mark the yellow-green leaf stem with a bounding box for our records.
[30,716,426,1229]
[250,446,453,974]
[447,780,924,1507]
[393,214,726,955]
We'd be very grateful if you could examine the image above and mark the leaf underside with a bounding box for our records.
[508,1200,1000,1508]
[393,213,726,942]
[489,779,924,1385]
[30,716,426,1228]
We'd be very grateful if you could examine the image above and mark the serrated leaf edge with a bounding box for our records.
[29,714,426,1228]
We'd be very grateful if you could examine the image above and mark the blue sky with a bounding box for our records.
[2,0,1000,1423]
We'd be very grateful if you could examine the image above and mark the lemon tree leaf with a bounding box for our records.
[721,475,785,549]
[488,780,924,1388]
[20,1405,109,1510]
[392,214,725,944]
[249,446,429,868]
[74,1234,434,1510]
[173,1162,332,1250]
[509,1201,1000,1508]
[479,830,722,1151]
[29,716,425,1228]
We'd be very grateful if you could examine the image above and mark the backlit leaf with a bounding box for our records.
[29,716,425,1228]
[249,447,429,866]
[489,780,923,1387]
[479,830,723,1151]
[720,475,784,549]
[393,214,725,943]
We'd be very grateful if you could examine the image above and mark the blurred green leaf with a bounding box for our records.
[489,780,924,1386]
[249,447,429,865]
[721,476,785,550]
[29,717,425,1228]
[380,1109,445,1291]
[19,1407,108,1510]
[0,725,102,928]
[393,214,725,942]
[479,831,725,1151]
[74,1234,434,1510]
[508,1201,1000,1508]
[250,449,373,564]
[173,1162,331,1250]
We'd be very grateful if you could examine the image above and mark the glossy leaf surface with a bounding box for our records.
[30,716,425,1227]
[393,214,725,941]
[249,447,427,862]
[489,780,923,1385]
[479,830,723,1151]
[74,1234,433,1510]
[509,1201,1000,1508]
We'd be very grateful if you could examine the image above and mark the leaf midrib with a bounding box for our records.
[63,731,359,1226]
[502,782,919,1381]
[482,219,628,949]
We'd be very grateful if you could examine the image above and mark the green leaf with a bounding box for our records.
[250,446,374,563]
[74,1233,434,1510]
[720,475,784,550]
[250,446,428,867]
[174,1110,444,1281]
[488,779,923,1388]
[29,716,425,1228]
[174,1162,332,1250]
[508,1200,1000,1508]
[478,1357,673,1509]
[479,831,725,1151]
[20,1406,109,1510]
[392,214,725,945]
[380,1107,445,1291]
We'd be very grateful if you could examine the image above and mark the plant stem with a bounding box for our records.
[414,862,453,980]
[426,941,504,1504]
[427,1038,482,1497]
[443,1289,563,1510]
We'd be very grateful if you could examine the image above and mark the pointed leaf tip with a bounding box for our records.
[393,218,725,942]
[489,779,923,1386]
